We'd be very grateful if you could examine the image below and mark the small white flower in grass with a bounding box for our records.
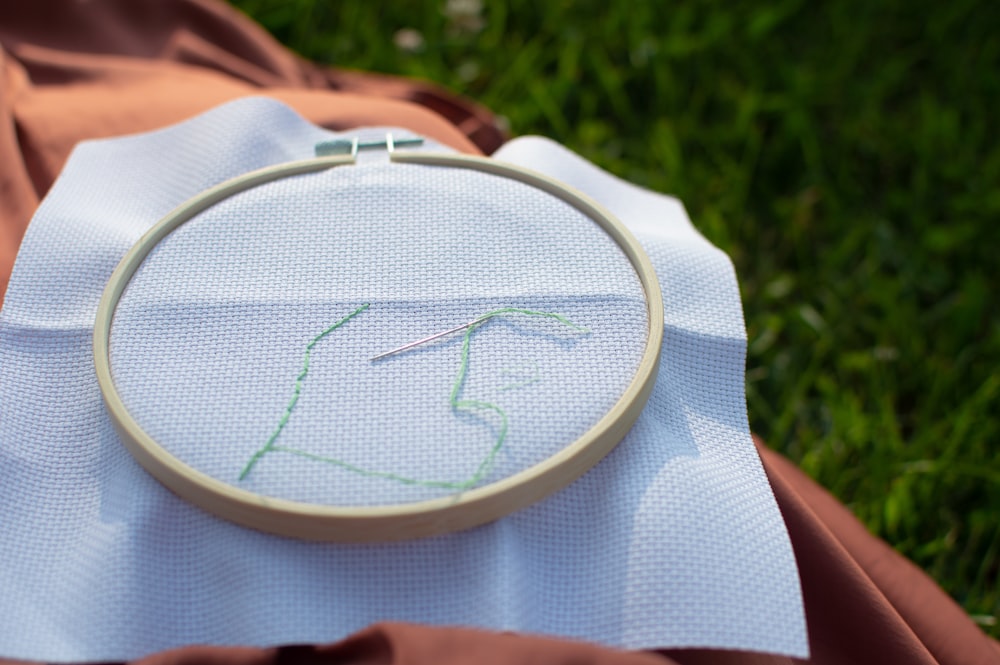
[457,60,480,82]
[443,0,485,34]
[393,28,425,53]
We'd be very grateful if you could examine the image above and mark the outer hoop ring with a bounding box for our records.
[94,151,664,542]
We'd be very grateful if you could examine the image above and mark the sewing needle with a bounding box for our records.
[370,313,497,362]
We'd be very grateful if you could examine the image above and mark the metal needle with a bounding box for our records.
[370,314,496,362]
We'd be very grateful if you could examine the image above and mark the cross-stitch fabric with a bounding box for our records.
[0,97,807,661]
[109,159,649,505]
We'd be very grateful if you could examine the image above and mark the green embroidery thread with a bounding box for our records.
[238,303,370,481]
[499,361,541,392]
[240,306,587,490]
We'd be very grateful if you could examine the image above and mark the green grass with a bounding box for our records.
[232,0,999,636]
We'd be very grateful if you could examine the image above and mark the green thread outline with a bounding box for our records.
[239,306,588,491]
[238,303,370,481]
[499,360,541,392]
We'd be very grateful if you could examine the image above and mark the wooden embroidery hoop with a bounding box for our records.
[93,135,664,542]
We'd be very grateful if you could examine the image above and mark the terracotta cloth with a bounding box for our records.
[0,2,996,664]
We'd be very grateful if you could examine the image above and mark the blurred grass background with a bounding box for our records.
[231,0,999,635]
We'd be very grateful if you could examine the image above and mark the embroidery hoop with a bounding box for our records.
[93,135,664,542]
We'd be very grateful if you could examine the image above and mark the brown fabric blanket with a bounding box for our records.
[0,2,996,664]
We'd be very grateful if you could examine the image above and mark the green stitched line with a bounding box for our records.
[267,445,478,489]
[239,306,587,491]
[499,361,541,392]
[238,303,370,481]
[444,308,588,488]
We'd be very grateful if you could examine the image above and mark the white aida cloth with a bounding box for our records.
[108,156,650,506]
[0,97,807,661]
